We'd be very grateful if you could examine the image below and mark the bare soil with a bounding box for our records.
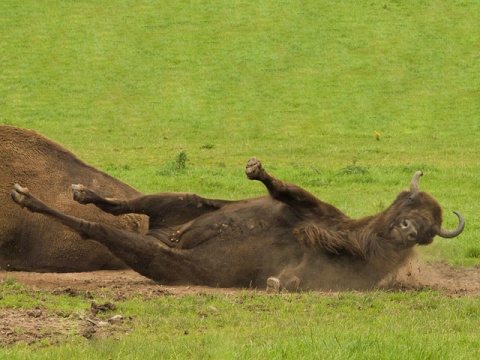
[2,260,480,347]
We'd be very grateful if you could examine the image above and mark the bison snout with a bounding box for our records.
[400,219,417,241]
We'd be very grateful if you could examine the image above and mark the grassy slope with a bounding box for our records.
[1,0,480,357]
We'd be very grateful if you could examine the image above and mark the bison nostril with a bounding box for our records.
[398,220,417,242]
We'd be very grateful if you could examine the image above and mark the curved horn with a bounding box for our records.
[438,211,465,238]
[410,171,423,195]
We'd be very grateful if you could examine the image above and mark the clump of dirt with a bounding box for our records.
[90,301,117,316]
[2,262,480,347]
[81,301,129,341]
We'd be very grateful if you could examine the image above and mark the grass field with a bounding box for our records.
[2,285,480,359]
[1,0,480,357]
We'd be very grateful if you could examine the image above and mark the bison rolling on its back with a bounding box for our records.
[0,125,147,271]
[8,134,465,290]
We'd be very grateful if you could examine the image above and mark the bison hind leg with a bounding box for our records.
[72,184,126,215]
[11,184,28,205]
[72,184,101,205]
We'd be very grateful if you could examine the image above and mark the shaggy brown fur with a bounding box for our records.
[294,225,368,259]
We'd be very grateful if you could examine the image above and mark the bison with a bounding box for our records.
[0,125,147,272]
[10,154,464,291]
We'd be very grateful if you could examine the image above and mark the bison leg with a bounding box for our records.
[72,184,126,214]
[11,184,211,284]
[266,263,303,293]
[246,157,323,210]
[266,253,314,292]
[72,184,231,227]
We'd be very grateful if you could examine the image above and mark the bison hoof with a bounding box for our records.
[11,184,45,213]
[245,157,265,180]
[266,277,281,293]
[72,184,89,204]
[11,184,30,207]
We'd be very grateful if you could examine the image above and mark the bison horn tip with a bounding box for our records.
[438,211,465,239]
[410,171,423,194]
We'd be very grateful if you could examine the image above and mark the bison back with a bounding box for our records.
[0,125,147,272]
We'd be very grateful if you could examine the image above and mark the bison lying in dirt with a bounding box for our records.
[10,154,464,290]
[0,125,147,272]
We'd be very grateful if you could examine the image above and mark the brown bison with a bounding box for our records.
[10,154,464,290]
[0,125,147,272]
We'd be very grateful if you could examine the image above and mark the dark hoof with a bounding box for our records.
[72,184,88,204]
[245,157,265,180]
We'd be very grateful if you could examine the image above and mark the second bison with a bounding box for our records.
[0,125,147,272]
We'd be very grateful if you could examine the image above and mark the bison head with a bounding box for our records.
[388,171,464,248]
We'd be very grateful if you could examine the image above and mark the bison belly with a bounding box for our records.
[172,200,304,287]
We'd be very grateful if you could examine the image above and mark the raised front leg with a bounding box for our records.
[245,157,339,217]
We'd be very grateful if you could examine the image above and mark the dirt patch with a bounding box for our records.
[378,257,480,297]
[0,270,244,299]
[0,308,78,347]
[0,304,132,347]
[1,261,480,347]
[0,270,249,347]
[3,260,480,298]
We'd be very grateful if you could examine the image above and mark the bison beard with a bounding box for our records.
[10,157,464,291]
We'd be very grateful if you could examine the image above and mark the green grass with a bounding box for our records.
[1,0,480,357]
[2,283,480,359]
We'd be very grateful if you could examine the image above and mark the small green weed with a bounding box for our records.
[158,150,188,176]
[340,164,370,175]
[200,143,215,150]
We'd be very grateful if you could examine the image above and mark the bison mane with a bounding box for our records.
[293,223,401,265]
